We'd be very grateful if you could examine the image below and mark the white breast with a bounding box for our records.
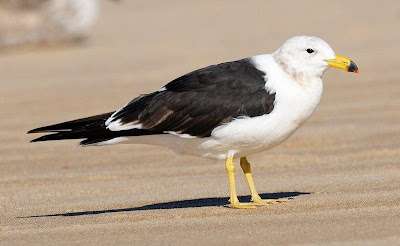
[114,54,323,160]
[202,54,323,158]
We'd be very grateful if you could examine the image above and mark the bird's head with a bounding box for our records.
[273,36,358,79]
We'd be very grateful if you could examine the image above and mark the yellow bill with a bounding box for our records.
[325,54,359,73]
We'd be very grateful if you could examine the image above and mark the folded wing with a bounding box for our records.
[106,58,276,138]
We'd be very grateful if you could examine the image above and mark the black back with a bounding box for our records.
[109,58,275,137]
[29,58,276,144]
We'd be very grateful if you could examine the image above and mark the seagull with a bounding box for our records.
[28,36,359,209]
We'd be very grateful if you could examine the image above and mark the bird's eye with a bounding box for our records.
[306,48,314,54]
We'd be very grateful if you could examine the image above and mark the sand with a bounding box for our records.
[1,0,400,245]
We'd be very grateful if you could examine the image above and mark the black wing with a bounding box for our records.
[107,58,275,137]
[28,112,161,145]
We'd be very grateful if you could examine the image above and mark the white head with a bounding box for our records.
[273,36,358,79]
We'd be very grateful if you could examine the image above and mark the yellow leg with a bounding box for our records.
[240,157,290,205]
[225,156,256,209]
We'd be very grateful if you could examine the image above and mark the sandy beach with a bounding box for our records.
[1,0,400,245]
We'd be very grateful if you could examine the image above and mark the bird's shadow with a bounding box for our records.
[19,191,310,218]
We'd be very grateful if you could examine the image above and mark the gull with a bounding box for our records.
[29,36,359,209]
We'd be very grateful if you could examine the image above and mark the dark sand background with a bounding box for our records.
[1,0,400,245]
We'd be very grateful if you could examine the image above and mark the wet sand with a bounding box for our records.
[1,0,400,245]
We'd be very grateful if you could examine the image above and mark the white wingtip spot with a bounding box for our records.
[105,117,114,126]
[105,99,135,126]
[107,119,143,131]
[158,86,167,92]
[95,137,130,146]
[164,131,196,139]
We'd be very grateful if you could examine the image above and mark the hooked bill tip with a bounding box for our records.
[348,60,359,73]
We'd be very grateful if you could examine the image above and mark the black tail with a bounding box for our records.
[28,112,161,146]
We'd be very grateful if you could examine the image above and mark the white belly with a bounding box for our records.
[117,74,323,160]
[100,55,324,160]
[202,78,322,158]
[190,55,324,159]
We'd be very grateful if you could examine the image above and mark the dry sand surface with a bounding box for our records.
[1,0,400,245]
